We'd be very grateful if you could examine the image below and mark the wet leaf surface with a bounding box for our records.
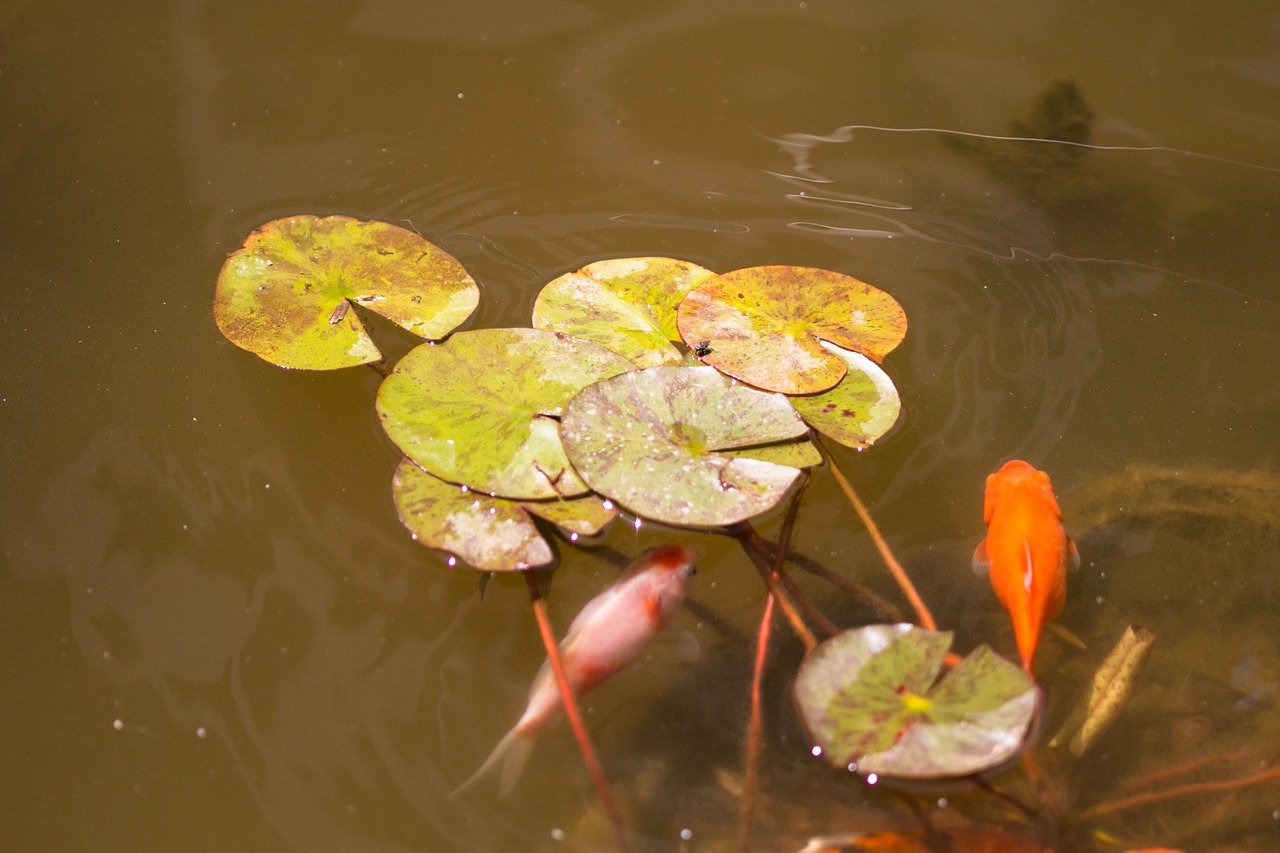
[676,266,906,394]
[214,215,478,369]
[377,328,634,499]
[532,257,716,367]
[560,365,809,527]
[791,344,902,449]
[391,458,553,571]
[794,624,1037,778]
[391,459,617,570]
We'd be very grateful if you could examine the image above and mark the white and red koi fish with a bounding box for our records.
[452,543,697,798]
[973,460,1078,673]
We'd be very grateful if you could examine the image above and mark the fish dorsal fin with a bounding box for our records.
[1022,541,1034,595]
[971,539,990,576]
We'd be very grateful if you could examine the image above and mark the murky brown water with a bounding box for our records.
[4,2,1279,851]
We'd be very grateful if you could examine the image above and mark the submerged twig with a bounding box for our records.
[813,434,938,631]
[1080,762,1280,819]
[739,476,809,853]
[784,554,904,623]
[524,570,630,853]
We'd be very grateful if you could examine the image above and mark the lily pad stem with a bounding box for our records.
[523,570,630,853]
[732,525,818,654]
[739,476,809,853]
[813,434,938,631]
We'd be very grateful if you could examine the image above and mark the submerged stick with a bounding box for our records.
[524,570,630,853]
[813,434,938,631]
[1080,763,1280,819]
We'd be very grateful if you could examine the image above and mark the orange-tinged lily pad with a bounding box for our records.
[676,266,906,394]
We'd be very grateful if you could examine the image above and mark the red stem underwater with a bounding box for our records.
[524,570,631,853]
[739,477,809,852]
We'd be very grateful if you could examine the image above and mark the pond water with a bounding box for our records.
[3,1,1279,851]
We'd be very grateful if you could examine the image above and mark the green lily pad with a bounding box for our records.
[532,257,716,367]
[377,328,635,499]
[391,458,617,570]
[560,365,808,527]
[676,266,907,394]
[521,493,618,540]
[392,458,553,571]
[214,215,479,369]
[722,438,822,469]
[794,624,1037,779]
[792,343,902,449]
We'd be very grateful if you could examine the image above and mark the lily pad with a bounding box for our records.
[560,365,809,527]
[391,458,617,570]
[392,458,553,571]
[722,438,822,469]
[214,215,479,369]
[521,494,618,539]
[794,624,1037,779]
[532,257,716,367]
[791,343,902,449]
[377,328,635,499]
[676,266,906,394]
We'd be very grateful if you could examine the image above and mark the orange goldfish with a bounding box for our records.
[452,544,697,798]
[973,460,1077,672]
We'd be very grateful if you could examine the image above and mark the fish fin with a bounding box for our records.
[450,726,536,800]
[971,539,990,576]
[1067,537,1080,571]
[1022,541,1034,595]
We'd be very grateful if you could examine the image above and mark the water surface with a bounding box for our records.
[3,1,1279,850]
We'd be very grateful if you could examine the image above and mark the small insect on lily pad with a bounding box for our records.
[560,365,809,527]
[392,458,617,571]
[791,343,902,449]
[676,266,906,395]
[794,624,1037,779]
[377,328,635,500]
[532,257,716,367]
[214,215,479,369]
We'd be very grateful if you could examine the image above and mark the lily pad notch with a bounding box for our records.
[214,215,479,369]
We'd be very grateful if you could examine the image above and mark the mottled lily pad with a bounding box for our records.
[532,257,716,367]
[377,328,634,499]
[392,458,553,571]
[521,494,618,539]
[214,215,478,369]
[560,365,809,527]
[791,343,902,449]
[794,624,1037,779]
[676,266,906,394]
[722,438,822,469]
[392,458,617,570]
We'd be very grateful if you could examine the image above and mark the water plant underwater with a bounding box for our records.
[213,215,1278,852]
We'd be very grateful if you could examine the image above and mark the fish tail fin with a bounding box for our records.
[449,726,536,800]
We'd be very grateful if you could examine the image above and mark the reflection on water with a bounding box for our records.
[4,0,1280,849]
[9,427,516,850]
